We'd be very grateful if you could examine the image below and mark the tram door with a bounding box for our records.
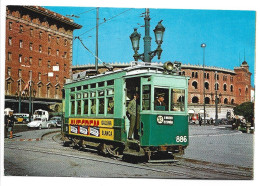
[125,77,140,140]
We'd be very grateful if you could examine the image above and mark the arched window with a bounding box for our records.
[204,82,209,89]
[178,96,185,102]
[230,85,233,92]
[192,96,199,103]
[192,81,198,89]
[224,98,228,104]
[231,99,234,104]
[223,84,227,91]
[205,97,210,104]
[215,83,219,90]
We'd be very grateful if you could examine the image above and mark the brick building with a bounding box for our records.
[72,61,253,119]
[5,6,82,113]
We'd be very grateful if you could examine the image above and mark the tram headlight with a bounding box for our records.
[163,61,174,72]
[163,61,182,74]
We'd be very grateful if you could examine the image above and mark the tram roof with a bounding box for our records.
[66,61,175,84]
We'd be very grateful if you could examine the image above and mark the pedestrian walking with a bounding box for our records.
[7,112,15,139]
[4,114,9,138]
[199,117,202,126]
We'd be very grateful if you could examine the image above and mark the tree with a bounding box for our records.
[234,102,254,122]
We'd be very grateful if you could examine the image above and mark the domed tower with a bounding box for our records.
[234,61,252,104]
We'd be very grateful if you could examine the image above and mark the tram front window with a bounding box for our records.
[154,88,169,111]
[171,89,185,111]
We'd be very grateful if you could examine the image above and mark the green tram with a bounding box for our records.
[63,61,189,160]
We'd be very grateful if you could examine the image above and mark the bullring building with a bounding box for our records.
[72,61,253,119]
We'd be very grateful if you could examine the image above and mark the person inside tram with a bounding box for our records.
[127,92,140,140]
[154,93,166,111]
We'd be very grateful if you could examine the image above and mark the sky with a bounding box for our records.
[45,6,256,86]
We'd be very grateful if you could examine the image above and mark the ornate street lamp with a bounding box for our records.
[130,9,165,62]
[154,20,165,45]
[130,28,141,61]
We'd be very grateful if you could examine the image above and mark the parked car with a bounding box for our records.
[13,113,29,123]
[27,118,52,129]
[48,116,62,127]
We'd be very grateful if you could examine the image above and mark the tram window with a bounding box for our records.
[107,97,114,114]
[142,85,151,110]
[107,80,114,86]
[76,94,81,99]
[99,98,105,114]
[70,94,75,100]
[107,89,114,95]
[76,86,81,91]
[83,100,88,114]
[91,83,96,88]
[98,82,104,87]
[154,88,169,111]
[83,92,88,98]
[83,85,88,90]
[91,99,96,114]
[98,90,104,96]
[90,92,96,98]
[71,88,75,92]
[71,101,75,115]
[77,100,81,115]
[171,89,185,111]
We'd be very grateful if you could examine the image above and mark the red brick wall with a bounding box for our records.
[5,6,77,100]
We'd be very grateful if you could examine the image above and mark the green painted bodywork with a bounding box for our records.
[63,66,189,148]
[139,114,189,146]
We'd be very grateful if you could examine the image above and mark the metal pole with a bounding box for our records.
[18,79,21,113]
[215,71,218,125]
[95,7,99,71]
[201,44,206,125]
[29,73,32,122]
[144,8,151,62]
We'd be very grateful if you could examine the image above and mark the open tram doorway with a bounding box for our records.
[125,77,141,140]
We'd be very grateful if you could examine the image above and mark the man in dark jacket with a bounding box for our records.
[7,112,15,139]
[4,114,9,138]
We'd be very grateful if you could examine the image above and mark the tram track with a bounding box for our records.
[44,132,254,179]
[5,131,253,179]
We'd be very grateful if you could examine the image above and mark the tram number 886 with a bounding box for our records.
[176,136,187,143]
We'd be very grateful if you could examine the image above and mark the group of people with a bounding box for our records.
[4,112,16,139]
[127,92,166,140]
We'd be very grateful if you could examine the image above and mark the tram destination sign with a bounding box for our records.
[156,115,174,125]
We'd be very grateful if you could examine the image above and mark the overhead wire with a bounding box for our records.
[76,8,133,38]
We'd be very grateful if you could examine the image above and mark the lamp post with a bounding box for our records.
[32,89,36,115]
[130,8,165,62]
[215,71,220,125]
[201,43,206,125]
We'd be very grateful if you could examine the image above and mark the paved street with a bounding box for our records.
[184,125,254,168]
[4,125,254,178]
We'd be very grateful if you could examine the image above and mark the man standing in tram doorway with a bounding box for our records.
[127,93,139,140]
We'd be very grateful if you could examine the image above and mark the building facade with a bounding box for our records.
[72,61,253,119]
[5,6,82,113]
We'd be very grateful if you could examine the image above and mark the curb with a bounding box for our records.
[5,130,60,142]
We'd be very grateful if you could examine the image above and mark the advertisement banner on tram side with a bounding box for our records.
[69,118,114,128]
[69,125,114,140]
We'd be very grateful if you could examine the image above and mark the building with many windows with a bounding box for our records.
[72,61,253,119]
[5,5,82,113]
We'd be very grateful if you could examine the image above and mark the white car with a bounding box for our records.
[27,118,51,129]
